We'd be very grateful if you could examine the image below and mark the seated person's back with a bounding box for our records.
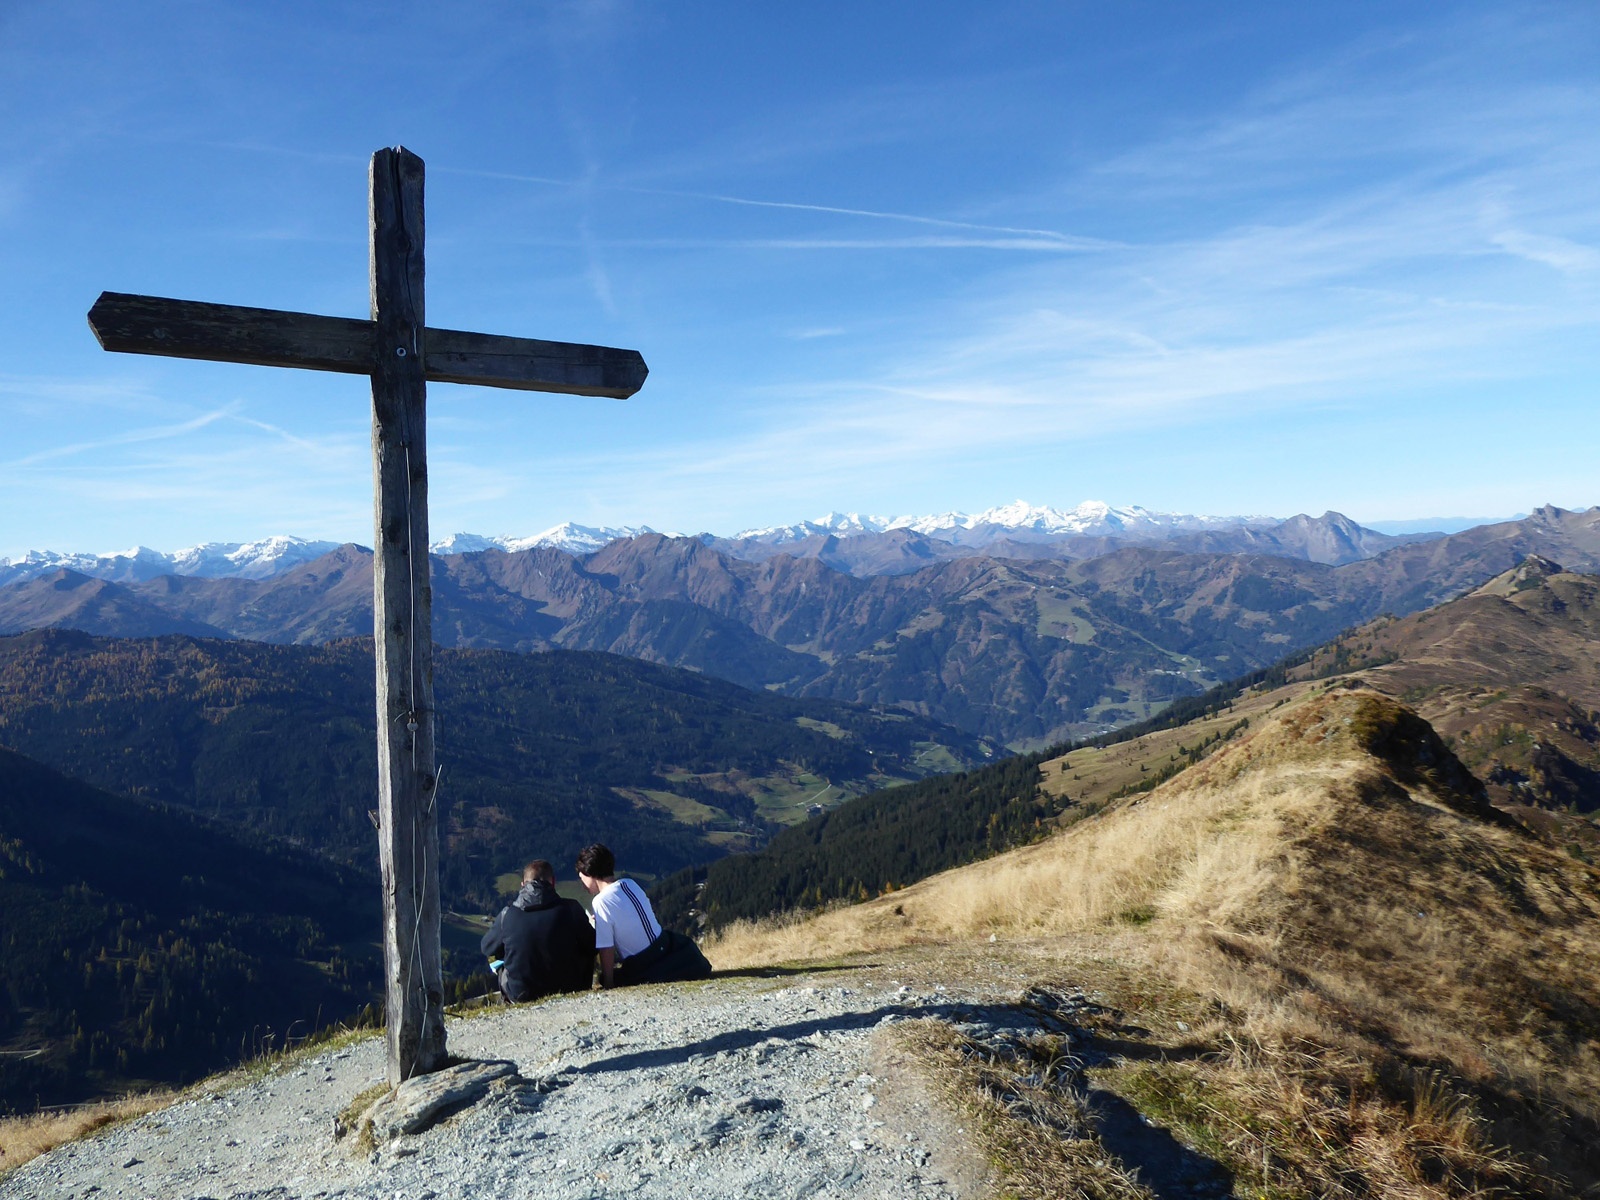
[577,842,711,987]
[481,859,595,1002]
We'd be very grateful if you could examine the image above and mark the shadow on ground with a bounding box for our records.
[1088,1086,1234,1199]
[705,963,878,980]
[559,985,1235,1196]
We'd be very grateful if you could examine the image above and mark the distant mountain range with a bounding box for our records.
[707,506,1436,574]
[1,501,1452,587]
[0,535,343,586]
[431,522,664,558]
[3,505,1596,747]
[732,500,1278,544]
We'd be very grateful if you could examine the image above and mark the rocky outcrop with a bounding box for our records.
[355,1058,523,1140]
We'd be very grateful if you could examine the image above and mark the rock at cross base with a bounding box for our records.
[364,1059,523,1139]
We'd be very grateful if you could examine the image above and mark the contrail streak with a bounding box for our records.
[434,165,1116,249]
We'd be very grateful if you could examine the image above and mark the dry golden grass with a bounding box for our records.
[1108,1036,1537,1199]
[1035,680,1315,809]
[0,1092,171,1179]
[709,742,1339,964]
[709,686,1600,1197]
[895,1018,1155,1200]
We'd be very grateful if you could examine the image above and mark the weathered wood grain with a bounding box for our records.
[88,292,373,374]
[88,293,646,398]
[369,145,447,1085]
[426,327,647,397]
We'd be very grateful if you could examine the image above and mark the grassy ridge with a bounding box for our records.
[650,642,1331,933]
[710,688,1600,1196]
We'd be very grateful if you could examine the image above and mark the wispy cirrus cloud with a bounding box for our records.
[603,187,1110,246]
[437,161,1114,251]
[0,407,371,556]
[3,402,243,468]
[471,23,1600,528]
[591,236,1103,252]
[1489,228,1600,275]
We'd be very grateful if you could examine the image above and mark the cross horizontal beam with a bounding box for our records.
[88,291,648,399]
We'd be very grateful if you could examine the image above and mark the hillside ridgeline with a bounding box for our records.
[1285,555,1600,816]
[0,630,987,912]
[4,506,1596,746]
[660,561,1600,934]
[712,686,1600,1196]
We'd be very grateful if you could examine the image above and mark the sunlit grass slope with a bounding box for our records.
[710,685,1600,1196]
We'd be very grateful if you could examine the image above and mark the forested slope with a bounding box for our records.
[0,630,987,909]
[652,750,1062,933]
[0,748,382,1112]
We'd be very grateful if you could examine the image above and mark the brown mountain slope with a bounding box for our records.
[713,688,1600,1197]
[0,571,228,639]
[3,506,1597,747]
[1034,559,1600,822]
[1290,557,1600,814]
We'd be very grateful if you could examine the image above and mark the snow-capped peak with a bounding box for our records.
[430,523,668,557]
[429,532,504,556]
[733,512,895,544]
[168,536,342,579]
[733,501,1277,544]
[0,536,341,586]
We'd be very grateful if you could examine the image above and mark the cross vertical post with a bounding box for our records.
[368,147,445,1083]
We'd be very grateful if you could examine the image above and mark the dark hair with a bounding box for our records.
[522,859,554,884]
[575,843,615,880]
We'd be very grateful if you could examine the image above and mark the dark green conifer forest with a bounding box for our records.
[0,630,987,910]
[0,748,382,1112]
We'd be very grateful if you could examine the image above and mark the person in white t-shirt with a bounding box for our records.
[575,843,662,988]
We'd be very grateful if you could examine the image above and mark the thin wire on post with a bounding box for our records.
[385,149,437,1083]
[403,435,419,1077]
[400,434,433,1080]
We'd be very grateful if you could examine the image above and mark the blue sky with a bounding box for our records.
[2,1,1596,558]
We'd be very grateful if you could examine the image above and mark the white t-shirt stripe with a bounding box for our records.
[619,879,660,941]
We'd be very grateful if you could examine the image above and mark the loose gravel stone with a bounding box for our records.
[1,973,998,1200]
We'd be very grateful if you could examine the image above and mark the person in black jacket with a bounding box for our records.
[481,859,596,1002]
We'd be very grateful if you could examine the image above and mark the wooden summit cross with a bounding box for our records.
[87,146,648,1085]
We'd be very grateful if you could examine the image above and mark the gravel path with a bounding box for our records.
[4,971,1005,1200]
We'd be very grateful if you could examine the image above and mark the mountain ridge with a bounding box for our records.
[706,685,1600,1195]
[5,507,1596,747]
[657,558,1600,936]
[3,502,1458,585]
